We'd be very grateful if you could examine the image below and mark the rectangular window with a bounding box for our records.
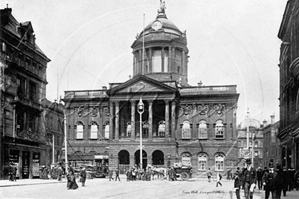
[198,127,207,139]
[255,151,259,157]
[76,125,83,139]
[152,49,162,72]
[215,126,224,139]
[104,125,109,139]
[215,161,224,171]
[28,81,37,101]
[198,161,206,171]
[90,125,98,139]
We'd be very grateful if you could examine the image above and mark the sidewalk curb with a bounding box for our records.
[0,180,65,187]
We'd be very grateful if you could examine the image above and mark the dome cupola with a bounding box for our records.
[131,1,189,86]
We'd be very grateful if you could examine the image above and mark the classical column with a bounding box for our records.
[148,101,153,139]
[168,47,171,72]
[172,47,175,72]
[29,151,33,179]
[161,47,164,72]
[115,101,119,140]
[131,100,136,140]
[171,101,176,139]
[109,101,114,140]
[149,48,152,72]
[165,100,170,139]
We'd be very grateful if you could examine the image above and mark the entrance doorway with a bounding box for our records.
[152,150,164,166]
[118,150,130,174]
[134,150,147,169]
[22,151,30,179]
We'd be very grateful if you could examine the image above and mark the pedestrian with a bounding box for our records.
[262,162,280,199]
[132,168,136,181]
[256,167,263,190]
[67,168,78,190]
[79,166,87,187]
[216,172,222,187]
[233,167,242,199]
[206,168,213,183]
[57,166,62,181]
[115,168,120,181]
[274,164,284,198]
[241,158,256,199]
[108,169,113,181]
[11,163,17,182]
[227,168,231,180]
[126,169,130,181]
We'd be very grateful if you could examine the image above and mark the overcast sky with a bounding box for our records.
[2,0,287,124]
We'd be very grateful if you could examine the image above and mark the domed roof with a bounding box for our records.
[143,15,182,35]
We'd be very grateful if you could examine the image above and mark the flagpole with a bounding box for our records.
[142,14,145,75]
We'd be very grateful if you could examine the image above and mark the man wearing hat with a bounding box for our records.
[241,158,257,199]
[262,162,277,199]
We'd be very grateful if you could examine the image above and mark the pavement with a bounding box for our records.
[0,175,298,199]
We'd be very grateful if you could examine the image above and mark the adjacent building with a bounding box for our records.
[63,2,239,174]
[0,7,63,179]
[261,115,280,168]
[277,0,299,170]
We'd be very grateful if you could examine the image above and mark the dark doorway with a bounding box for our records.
[118,150,130,174]
[134,150,147,169]
[22,151,30,179]
[152,150,164,166]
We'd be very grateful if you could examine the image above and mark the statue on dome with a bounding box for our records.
[158,0,166,14]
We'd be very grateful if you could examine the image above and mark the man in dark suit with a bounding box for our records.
[241,159,257,199]
[79,166,87,187]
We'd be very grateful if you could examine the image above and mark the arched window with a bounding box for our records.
[215,153,224,171]
[198,120,207,139]
[181,152,191,167]
[215,120,224,139]
[90,122,98,139]
[182,121,191,139]
[126,122,132,137]
[158,121,165,137]
[104,123,109,139]
[76,122,84,139]
[198,153,207,171]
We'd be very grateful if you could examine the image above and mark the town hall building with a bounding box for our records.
[63,2,240,174]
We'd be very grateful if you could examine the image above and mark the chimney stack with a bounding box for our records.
[197,81,202,87]
[102,86,107,90]
[270,114,275,125]
[263,120,267,127]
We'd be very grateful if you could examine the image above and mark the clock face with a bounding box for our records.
[152,21,162,31]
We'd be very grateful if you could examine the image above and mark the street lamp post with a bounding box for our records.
[64,110,68,173]
[137,98,144,170]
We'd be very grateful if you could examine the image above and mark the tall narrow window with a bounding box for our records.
[198,153,207,171]
[76,122,84,139]
[215,154,224,171]
[90,123,98,139]
[198,120,207,139]
[163,49,168,72]
[104,123,109,139]
[215,120,224,139]
[126,122,131,137]
[158,121,165,137]
[152,49,162,72]
[182,121,191,139]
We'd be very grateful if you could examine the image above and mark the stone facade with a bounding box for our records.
[277,0,299,170]
[0,7,62,179]
[63,3,239,175]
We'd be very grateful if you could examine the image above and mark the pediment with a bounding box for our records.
[117,80,165,93]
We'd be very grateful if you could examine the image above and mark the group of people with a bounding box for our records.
[230,158,298,199]
[66,166,87,190]
[8,163,17,182]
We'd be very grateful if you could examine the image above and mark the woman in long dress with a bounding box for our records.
[67,168,78,190]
